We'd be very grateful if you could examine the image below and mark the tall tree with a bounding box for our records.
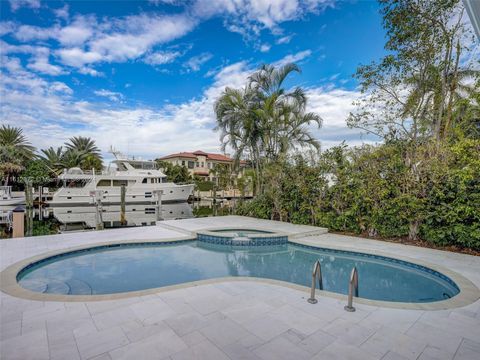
[64,136,101,156]
[39,147,65,175]
[347,0,479,240]
[0,125,36,185]
[348,0,478,143]
[64,136,103,170]
[215,63,322,194]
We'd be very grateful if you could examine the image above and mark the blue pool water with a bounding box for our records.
[18,241,460,302]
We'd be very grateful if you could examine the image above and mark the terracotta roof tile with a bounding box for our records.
[159,151,247,164]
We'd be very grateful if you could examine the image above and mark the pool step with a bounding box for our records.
[66,279,93,295]
[45,280,70,294]
[20,279,48,293]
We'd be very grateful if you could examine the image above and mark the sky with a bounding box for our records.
[0,0,390,161]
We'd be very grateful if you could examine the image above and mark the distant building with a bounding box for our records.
[157,150,247,183]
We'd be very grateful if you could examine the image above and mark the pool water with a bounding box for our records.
[18,241,459,302]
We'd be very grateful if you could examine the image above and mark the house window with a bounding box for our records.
[142,178,147,183]
[207,162,212,169]
[182,160,185,166]
[188,161,194,169]
[201,162,204,167]
[196,162,199,167]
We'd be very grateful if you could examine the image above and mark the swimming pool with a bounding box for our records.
[17,240,460,303]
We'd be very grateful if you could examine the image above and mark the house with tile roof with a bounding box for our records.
[157,150,247,183]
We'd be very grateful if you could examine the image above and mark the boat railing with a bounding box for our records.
[0,186,13,199]
[0,210,12,228]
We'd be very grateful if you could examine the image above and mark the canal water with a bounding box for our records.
[0,199,237,238]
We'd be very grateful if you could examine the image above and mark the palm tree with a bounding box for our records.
[65,136,102,157]
[0,125,36,185]
[61,149,87,169]
[215,85,264,193]
[39,147,66,175]
[64,136,103,170]
[215,63,322,194]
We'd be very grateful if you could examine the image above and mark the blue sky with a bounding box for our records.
[1,0,389,160]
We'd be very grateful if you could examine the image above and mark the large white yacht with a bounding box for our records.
[49,151,194,205]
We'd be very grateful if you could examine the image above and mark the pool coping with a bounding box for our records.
[1,235,479,310]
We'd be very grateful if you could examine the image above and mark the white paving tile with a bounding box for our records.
[170,339,229,360]
[253,335,311,360]
[74,326,129,360]
[0,328,50,360]
[199,318,251,347]
[109,328,187,360]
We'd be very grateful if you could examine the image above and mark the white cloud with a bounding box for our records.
[260,43,271,52]
[53,4,69,20]
[15,24,58,42]
[87,14,196,63]
[191,0,334,37]
[49,81,73,95]
[1,41,66,76]
[27,55,66,76]
[184,52,213,72]
[144,50,182,65]
[78,66,103,77]
[9,0,40,12]
[94,89,125,102]
[1,51,369,161]
[57,16,95,46]
[274,49,312,66]
[56,47,103,68]
[276,34,293,44]
[0,59,251,158]
[4,0,333,76]
[0,21,16,36]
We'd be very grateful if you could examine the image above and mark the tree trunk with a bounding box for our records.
[408,220,420,241]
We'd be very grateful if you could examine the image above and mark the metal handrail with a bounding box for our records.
[344,267,358,312]
[307,260,323,304]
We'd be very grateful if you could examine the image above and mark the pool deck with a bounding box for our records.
[1,216,480,360]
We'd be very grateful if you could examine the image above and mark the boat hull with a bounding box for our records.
[48,184,194,205]
[0,197,25,206]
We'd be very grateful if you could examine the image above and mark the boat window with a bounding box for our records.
[161,177,167,183]
[142,178,147,183]
[113,180,128,186]
[97,180,111,187]
[116,163,128,171]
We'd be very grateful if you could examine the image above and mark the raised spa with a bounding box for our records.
[17,240,459,303]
